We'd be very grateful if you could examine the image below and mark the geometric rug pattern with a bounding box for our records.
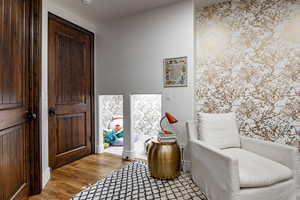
[71,161,207,200]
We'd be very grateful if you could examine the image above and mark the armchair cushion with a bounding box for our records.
[198,113,241,149]
[223,148,293,188]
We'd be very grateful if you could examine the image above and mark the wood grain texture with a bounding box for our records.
[0,0,25,106]
[0,126,29,200]
[28,0,43,194]
[0,0,23,106]
[0,0,31,199]
[0,0,42,196]
[29,153,131,200]
[48,13,95,169]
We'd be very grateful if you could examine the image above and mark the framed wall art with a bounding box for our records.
[163,57,188,87]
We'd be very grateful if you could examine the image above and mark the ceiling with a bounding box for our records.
[49,0,185,22]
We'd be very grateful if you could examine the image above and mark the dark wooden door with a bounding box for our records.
[0,0,32,199]
[48,14,94,169]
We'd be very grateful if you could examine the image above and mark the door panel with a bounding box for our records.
[56,113,86,155]
[1,126,28,200]
[0,0,25,106]
[0,0,30,199]
[48,14,94,169]
[55,34,86,105]
[0,108,27,131]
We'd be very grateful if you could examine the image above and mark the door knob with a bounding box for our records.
[49,107,56,116]
[26,111,37,121]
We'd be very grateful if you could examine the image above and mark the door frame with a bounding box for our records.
[47,13,96,157]
[28,0,43,195]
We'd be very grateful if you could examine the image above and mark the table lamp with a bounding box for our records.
[160,112,178,134]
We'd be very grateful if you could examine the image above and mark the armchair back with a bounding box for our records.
[186,120,198,141]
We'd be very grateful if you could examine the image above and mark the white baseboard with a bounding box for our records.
[42,167,51,188]
[96,144,104,154]
[122,150,135,160]
[183,160,192,173]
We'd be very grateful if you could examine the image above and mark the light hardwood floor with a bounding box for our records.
[29,153,131,200]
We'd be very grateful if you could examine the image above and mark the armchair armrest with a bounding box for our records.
[240,136,297,172]
[190,139,240,200]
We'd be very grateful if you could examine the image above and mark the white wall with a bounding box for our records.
[41,0,100,187]
[41,0,195,187]
[97,0,195,165]
[41,0,50,188]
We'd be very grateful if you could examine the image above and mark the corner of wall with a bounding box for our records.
[41,0,100,188]
[47,1,98,33]
[42,167,51,188]
[41,0,50,189]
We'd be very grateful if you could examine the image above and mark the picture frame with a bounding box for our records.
[163,57,188,87]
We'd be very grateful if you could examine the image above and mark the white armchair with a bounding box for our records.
[187,113,297,200]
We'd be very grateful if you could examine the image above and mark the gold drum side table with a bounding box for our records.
[147,139,181,179]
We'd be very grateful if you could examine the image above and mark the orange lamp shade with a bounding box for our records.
[165,112,178,124]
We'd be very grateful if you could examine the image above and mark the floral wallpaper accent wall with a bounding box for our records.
[195,0,300,144]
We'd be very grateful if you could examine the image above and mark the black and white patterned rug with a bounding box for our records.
[71,161,207,200]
